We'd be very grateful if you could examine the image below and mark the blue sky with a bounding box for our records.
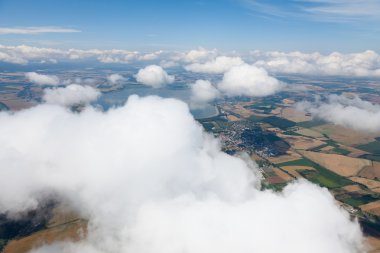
[0,0,379,52]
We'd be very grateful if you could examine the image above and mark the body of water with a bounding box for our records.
[96,83,218,119]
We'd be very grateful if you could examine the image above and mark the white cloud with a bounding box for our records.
[25,72,60,85]
[0,44,142,65]
[2,44,380,78]
[242,0,380,23]
[0,50,28,64]
[138,51,163,61]
[42,84,101,106]
[190,80,220,108]
[0,95,364,253]
[185,56,244,74]
[217,64,283,97]
[0,44,65,64]
[302,0,380,21]
[69,49,139,64]
[107,74,125,84]
[251,50,380,77]
[159,60,179,68]
[0,26,81,35]
[296,94,380,133]
[135,65,175,88]
[180,47,218,63]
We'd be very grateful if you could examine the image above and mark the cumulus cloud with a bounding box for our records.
[217,64,283,97]
[42,84,101,106]
[25,72,60,85]
[138,51,163,61]
[251,50,380,77]
[185,56,244,74]
[0,95,364,253]
[135,65,175,88]
[190,80,220,108]
[175,47,218,63]
[297,94,380,133]
[0,26,80,35]
[107,74,125,84]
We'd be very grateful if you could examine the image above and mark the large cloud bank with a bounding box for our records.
[43,84,101,106]
[0,95,364,253]
[25,72,60,85]
[135,65,174,88]
[0,44,161,65]
[2,44,380,78]
[251,50,380,77]
[297,94,380,132]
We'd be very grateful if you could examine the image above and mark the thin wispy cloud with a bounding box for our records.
[242,0,380,23]
[0,26,81,35]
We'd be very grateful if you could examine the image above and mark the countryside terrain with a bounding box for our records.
[1,72,380,252]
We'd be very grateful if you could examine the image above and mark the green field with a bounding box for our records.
[277,157,352,189]
[262,116,296,130]
[197,114,228,123]
[332,147,350,155]
[262,182,287,192]
[247,115,265,122]
[357,141,380,154]
[297,119,326,128]
[308,138,339,152]
[359,154,380,162]
[0,102,9,111]
[201,122,215,132]
[341,195,379,207]
[283,131,303,136]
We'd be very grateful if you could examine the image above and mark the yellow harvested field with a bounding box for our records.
[2,204,86,253]
[282,99,295,104]
[366,236,380,253]
[48,205,82,228]
[358,162,380,180]
[295,128,324,138]
[226,104,254,118]
[340,145,369,158]
[279,107,312,122]
[268,152,302,164]
[3,220,87,253]
[227,115,240,121]
[250,153,265,162]
[320,145,334,151]
[280,166,315,178]
[371,188,380,193]
[312,124,380,146]
[272,168,294,181]
[349,177,380,189]
[341,185,367,194]
[300,151,371,177]
[0,93,36,111]
[282,135,326,150]
[360,200,380,216]
[270,107,282,115]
